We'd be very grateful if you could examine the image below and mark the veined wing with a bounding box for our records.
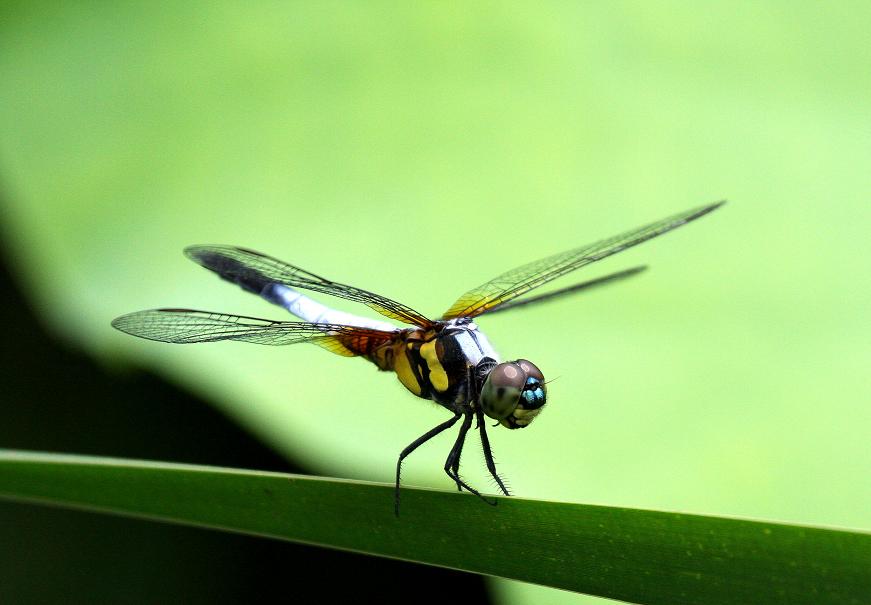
[111,309,399,357]
[185,245,435,328]
[478,266,647,316]
[442,201,724,319]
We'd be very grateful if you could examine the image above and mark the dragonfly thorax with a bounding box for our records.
[377,321,501,408]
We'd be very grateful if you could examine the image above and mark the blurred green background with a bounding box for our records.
[1,2,869,604]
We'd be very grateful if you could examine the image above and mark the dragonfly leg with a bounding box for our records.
[445,411,472,491]
[449,455,463,490]
[444,412,497,506]
[475,407,511,496]
[395,412,461,517]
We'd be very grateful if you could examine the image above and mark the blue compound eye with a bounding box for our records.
[491,358,547,430]
[520,377,546,410]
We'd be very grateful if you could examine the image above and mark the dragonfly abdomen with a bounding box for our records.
[262,283,399,333]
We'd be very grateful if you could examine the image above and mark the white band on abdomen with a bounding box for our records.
[261,283,398,332]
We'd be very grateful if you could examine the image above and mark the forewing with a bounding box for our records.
[184,245,434,328]
[442,201,724,319]
[111,309,399,357]
[479,266,648,316]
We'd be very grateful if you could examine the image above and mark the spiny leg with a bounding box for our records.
[451,366,476,485]
[395,412,461,517]
[449,412,470,491]
[444,412,497,506]
[444,412,472,492]
[451,367,477,488]
[475,406,511,496]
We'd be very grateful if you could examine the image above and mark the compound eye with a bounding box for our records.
[516,359,544,382]
[519,378,546,411]
[515,358,546,411]
[479,362,526,420]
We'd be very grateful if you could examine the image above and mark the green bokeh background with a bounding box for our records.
[2,3,869,604]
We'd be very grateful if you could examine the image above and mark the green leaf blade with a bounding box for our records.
[1,450,869,605]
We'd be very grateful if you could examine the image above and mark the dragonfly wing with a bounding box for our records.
[184,245,435,328]
[442,201,724,319]
[480,266,648,316]
[111,309,399,357]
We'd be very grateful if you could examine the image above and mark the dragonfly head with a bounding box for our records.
[479,359,546,429]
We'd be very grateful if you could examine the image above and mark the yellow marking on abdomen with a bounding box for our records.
[419,339,449,393]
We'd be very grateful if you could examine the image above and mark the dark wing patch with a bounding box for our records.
[185,245,434,328]
[442,202,723,319]
[111,309,398,357]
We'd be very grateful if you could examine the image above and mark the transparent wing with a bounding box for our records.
[442,202,723,319]
[111,309,399,357]
[185,245,434,328]
[480,266,647,316]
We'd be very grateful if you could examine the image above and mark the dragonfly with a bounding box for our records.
[112,201,723,515]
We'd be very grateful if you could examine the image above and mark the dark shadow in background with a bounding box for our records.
[0,221,492,603]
